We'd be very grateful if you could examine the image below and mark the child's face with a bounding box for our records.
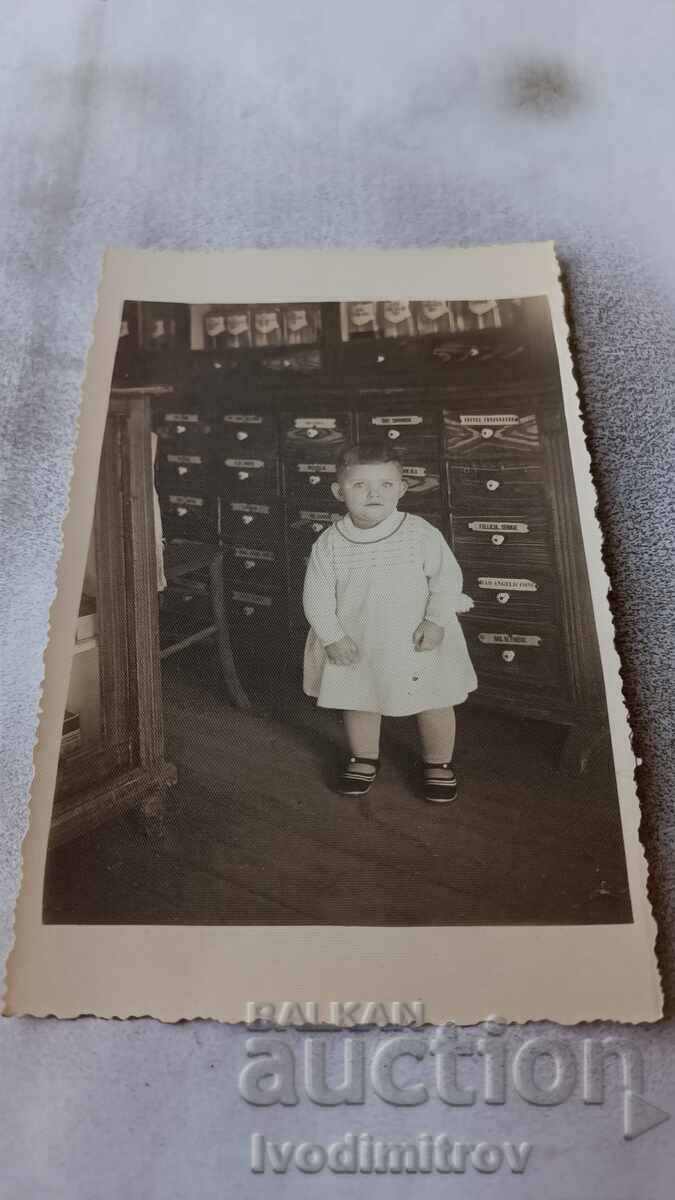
[332,461,408,527]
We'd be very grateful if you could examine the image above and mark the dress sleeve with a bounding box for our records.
[303,534,346,646]
[423,526,474,626]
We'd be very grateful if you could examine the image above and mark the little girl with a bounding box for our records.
[302,443,477,802]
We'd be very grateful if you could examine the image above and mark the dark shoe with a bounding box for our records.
[423,761,457,803]
[338,756,380,796]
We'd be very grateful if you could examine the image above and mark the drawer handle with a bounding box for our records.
[177,466,188,475]
[501,649,516,663]
[377,354,385,363]
[481,428,494,439]
[242,606,255,617]
[244,560,256,570]
[176,424,187,435]
[235,431,249,441]
[496,592,510,604]
[309,475,320,485]
[486,479,500,491]
[242,514,254,525]
[311,522,324,533]
[307,428,319,438]
[491,533,505,546]
[237,470,250,480]
[176,507,187,517]
[387,429,400,440]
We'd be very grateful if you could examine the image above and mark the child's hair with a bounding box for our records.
[336,442,403,479]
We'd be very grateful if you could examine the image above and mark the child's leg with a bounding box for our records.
[338,710,382,796]
[343,710,382,761]
[416,707,456,763]
[417,708,458,803]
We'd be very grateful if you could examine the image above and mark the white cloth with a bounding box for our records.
[151,432,167,591]
[302,510,478,715]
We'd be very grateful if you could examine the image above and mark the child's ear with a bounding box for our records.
[399,477,409,495]
[330,480,344,502]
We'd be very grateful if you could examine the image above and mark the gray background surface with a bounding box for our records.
[1,1,674,1195]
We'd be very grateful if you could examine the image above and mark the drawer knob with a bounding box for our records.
[182,595,194,603]
[502,649,516,663]
[238,470,250,480]
[387,429,400,440]
[176,424,187,435]
[244,560,256,570]
[177,466,188,475]
[309,475,320,485]
[486,478,500,491]
[176,507,187,517]
[243,606,255,617]
[497,592,510,604]
[491,533,505,546]
[242,514,254,525]
[235,431,249,441]
[311,522,324,533]
[307,428,319,438]
[481,428,494,439]
[377,354,385,363]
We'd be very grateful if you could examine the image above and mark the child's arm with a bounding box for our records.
[303,536,350,647]
[423,527,473,626]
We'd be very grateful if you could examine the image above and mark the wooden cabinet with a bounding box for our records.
[52,391,176,846]
[147,298,607,771]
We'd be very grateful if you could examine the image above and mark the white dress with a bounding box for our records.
[302,510,478,716]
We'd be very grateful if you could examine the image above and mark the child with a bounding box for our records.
[302,443,477,802]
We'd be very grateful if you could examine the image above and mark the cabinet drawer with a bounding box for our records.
[288,550,310,628]
[224,544,285,587]
[398,458,443,508]
[462,618,563,691]
[158,452,214,495]
[221,498,283,544]
[443,407,540,459]
[159,588,212,625]
[458,558,557,619]
[220,410,279,453]
[286,504,342,547]
[356,408,439,446]
[155,411,214,452]
[447,463,546,511]
[220,455,280,496]
[451,511,549,556]
[227,587,287,633]
[281,411,352,455]
[161,494,218,541]
[283,459,339,502]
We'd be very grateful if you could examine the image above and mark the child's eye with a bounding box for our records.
[382,481,393,488]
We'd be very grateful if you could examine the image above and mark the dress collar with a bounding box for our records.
[337,510,407,543]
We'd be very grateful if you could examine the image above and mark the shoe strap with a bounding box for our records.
[347,756,380,768]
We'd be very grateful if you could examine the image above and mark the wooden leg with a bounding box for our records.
[209,550,252,710]
[559,723,603,776]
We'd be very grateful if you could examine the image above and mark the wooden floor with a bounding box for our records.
[44,648,632,926]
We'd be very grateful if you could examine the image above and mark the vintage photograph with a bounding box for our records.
[41,288,632,928]
[6,245,660,1024]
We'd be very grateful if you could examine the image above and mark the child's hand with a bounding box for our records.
[413,619,445,652]
[325,636,361,665]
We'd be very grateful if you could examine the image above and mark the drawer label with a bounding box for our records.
[164,413,199,422]
[298,510,340,521]
[233,548,276,562]
[232,591,272,606]
[297,463,337,474]
[478,576,537,591]
[230,502,271,514]
[167,454,203,464]
[224,458,265,469]
[223,414,264,424]
[371,415,423,426]
[468,520,529,533]
[168,495,204,507]
[478,632,542,646]
[402,466,428,478]
[459,414,521,426]
[294,417,337,429]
